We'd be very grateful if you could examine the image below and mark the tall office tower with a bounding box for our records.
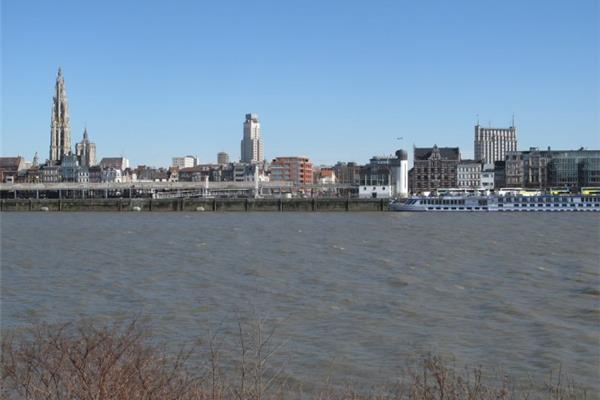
[75,128,97,167]
[241,113,263,163]
[50,68,72,163]
[474,122,517,164]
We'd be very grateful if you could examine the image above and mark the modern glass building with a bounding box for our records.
[546,150,600,188]
[505,148,600,190]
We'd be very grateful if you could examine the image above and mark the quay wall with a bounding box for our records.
[0,198,389,212]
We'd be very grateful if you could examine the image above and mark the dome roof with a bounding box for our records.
[395,149,408,160]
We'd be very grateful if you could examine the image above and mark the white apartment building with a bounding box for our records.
[457,160,482,189]
[172,156,198,169]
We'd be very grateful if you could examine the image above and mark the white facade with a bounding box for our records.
[241,113,264,163]
[393,159,409,197]
[481,163,495,191]
[319,172,336,184]
[457,161,482,189]
[76,169,89,183]
[102,168,122,183]
[172,156,198,169]
[359,185,393,199]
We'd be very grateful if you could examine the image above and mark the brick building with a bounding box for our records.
[410,146,460,193]
[270,157,313,185]
[0,157,26,183]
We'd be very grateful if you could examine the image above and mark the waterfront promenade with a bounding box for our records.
[0,197,388,212]
[0,181,392,211]
[0,181,357,200]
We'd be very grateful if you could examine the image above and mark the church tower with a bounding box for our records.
[76,127,97,167]
[49,68,71,163]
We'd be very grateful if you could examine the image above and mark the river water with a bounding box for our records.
[1,213,599,393]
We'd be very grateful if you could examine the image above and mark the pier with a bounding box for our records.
[0,197,388,212]
[0,182,396,211]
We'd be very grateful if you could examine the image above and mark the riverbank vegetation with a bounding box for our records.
[0,319,589,400]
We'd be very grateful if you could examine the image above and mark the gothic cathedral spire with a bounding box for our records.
[50,67,71,163]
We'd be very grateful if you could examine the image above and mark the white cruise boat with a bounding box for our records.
[390,195,600,212]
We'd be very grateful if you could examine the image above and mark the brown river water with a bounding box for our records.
[1,212,599,393]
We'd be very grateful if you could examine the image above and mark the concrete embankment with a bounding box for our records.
[0,198,390,212]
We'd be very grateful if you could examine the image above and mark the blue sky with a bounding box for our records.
[2,0,598,166]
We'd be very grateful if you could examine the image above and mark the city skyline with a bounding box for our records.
[2,0,598,167]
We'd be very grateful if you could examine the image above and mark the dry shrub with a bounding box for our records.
[0,319,203,400]
[0,319,590,400]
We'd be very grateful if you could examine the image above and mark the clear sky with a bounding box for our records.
[1,0,598,167]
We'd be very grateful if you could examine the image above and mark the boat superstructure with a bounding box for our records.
[390,195,600,212]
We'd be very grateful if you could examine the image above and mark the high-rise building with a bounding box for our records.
[217,151,230,165]
[474,123,517,164]
[50,68,71,164]
[75,128,97,167]
[241,113,263,163]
